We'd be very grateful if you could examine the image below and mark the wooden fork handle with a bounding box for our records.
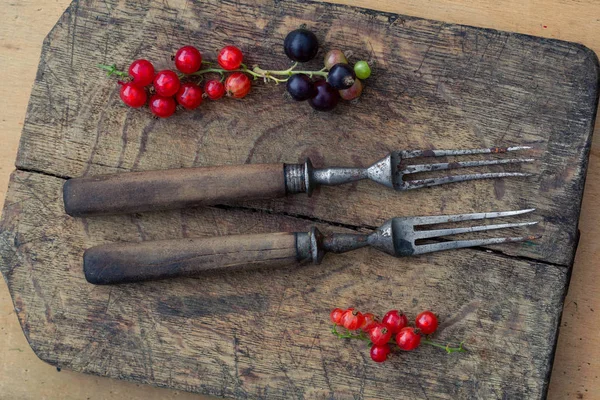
[84,232,312,285]
[63,163,288,216]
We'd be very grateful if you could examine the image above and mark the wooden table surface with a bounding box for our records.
[1,1,598,399]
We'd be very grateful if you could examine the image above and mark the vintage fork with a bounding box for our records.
[84,209,539,285]
[64,146,533,217]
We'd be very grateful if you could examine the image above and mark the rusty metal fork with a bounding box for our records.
[83,209,540,285]
[64,145,534,217]
[365,208,539,257]
[294,146,534,194]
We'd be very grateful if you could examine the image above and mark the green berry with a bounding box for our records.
[354,61,371,80]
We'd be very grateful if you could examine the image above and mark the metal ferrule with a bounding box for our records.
[294,228,325,264]
[284,163,306,194]
[295,232,312,261]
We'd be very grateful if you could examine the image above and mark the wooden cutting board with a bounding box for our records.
[0,0,597,398]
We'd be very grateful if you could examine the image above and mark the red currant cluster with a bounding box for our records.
[330,307,465,363]
[99,27,372,117]
[102,44,250,118]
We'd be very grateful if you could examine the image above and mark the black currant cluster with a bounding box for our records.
[283,29,372,111]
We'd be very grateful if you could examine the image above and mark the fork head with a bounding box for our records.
[383,146,533,191]
[288,145,534,195]
[367,208,540,257]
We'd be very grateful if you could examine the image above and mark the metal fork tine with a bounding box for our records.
[402,158,533,174]
[414,221,538,239]
[408,208,536,226]
[404,172,532,190]
[413,235,541,255]
[400,146,532,159]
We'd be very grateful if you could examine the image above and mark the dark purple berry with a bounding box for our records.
[284,29,319,62]
[327,63,356,89]
[308,80,339,111]
[286,74,316,101]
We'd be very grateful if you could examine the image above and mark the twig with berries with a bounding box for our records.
[330,307,466,363]
[98,28,372,118]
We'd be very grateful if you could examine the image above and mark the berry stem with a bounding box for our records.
[252,63,329,79]
[97,64,128,78]
[192,68,226,80]
[97,62,329,84]
[421,339,467,354]
[331,324,466,354]
[331,325,371,342]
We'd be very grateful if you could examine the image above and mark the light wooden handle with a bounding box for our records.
[84,232,305,284]
[63,163,286,216]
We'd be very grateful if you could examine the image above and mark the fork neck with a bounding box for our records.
[297,227,370,264]
[284,155,394,196]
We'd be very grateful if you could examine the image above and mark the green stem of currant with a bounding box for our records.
[330,325,466,354]
[331,326,371,342]
[97,62,329,84]
[421,339,467,354]
[252,63,328,80]
[192,64,328,84]
[97,63,129,78]
[192,68,226,80]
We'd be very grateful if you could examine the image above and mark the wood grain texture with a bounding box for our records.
[63,163,287,216]
[0,0,598,398]
[0,3,207,398]
[0,170,569,398]
[84,232,301,284]
[17,0,598,267]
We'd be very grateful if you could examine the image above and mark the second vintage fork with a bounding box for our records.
[84,209,539,285]
[63,146,533,217]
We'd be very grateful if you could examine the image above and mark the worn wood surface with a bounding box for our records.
[63,163,287,216]
[17,0,598,267]
[83,232,301,284]
[0,170,570,398]
[0,0,598,398]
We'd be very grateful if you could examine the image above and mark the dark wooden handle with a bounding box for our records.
[63,163,286,216]
[84,232,304,284]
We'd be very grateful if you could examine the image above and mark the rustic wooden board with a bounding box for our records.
[1,170,569,398]
[0,0,598,398]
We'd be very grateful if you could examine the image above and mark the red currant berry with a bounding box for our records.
[225,72,251,99]
[415,311,439,335]
[381,310,408,334]
[204,80,225,100]
[119,82,147,108]
[370,344,391,363]
[217,45,244,70]
[341,309,364,331]
[361,313,377,332]
[324,49,348,70]
[149,94,176,118]
[176,83,203,110]
[396,327,421,351]
[339,79,363,101]
[330,308,345,325]
[128,59,155,87]
[174,45,202,74]
[153,70,181,97]
[368,323,392,346]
